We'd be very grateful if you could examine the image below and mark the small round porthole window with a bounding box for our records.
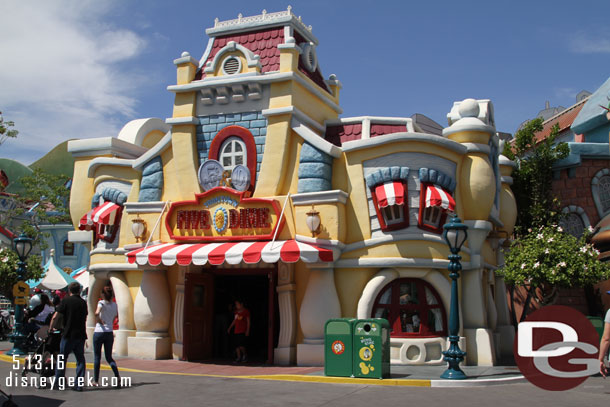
[222,56,241,75]
[300,42,318,73]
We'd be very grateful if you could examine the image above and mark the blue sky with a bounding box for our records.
[1,0,609,164]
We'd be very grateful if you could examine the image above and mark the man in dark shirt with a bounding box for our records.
[50,282,88,391]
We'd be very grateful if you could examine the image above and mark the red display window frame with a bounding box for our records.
[371,278,447,338]
[208,125,257,191]
[370,181,409,231]
[418,183,451,234]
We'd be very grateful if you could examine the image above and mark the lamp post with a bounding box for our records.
[441,214,468,380]
[7,233,33,356]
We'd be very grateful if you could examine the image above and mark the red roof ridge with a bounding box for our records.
[541,96,589,127]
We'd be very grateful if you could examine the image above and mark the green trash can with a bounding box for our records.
[352,318,390,379]
[324,318,356,377]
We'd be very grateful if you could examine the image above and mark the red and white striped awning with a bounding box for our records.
[374,181,405,208]
[126,240,337,267]
[79,202,121,231]
[425,185,455,212]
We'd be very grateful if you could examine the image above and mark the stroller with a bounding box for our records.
[21,328,62,384]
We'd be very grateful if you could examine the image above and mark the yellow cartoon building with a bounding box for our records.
[67,8,517,367]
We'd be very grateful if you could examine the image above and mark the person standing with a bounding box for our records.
[227,299,250,363]
[93,286,120,386]
[49,282,87,391]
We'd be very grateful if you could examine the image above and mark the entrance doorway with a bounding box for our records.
[183,267,278,364]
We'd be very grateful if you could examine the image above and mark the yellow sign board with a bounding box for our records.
[14,297,26,305]
[12,281,29,298]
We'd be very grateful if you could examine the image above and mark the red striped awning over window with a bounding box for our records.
[425,185,455,212]
[126,240,337,267]
[79,202,121,231]
[374,182,405,208]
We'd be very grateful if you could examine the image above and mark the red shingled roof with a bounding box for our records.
[195,27,284,80]
[535,99,587,143]
[370,124,407,137]
[325,124,363,146]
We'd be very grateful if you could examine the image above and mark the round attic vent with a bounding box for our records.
[222,57,241,75]
[300,42,317,73]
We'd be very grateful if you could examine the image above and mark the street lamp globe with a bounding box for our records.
[443,215,468,253]
[13,233,33,262]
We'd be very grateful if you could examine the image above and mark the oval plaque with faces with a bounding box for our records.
[231,165,251,192]
[198,159,225,191]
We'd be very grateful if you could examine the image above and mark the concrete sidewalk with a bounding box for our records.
[1,341,525,388]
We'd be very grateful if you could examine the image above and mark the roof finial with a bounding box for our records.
[238,13,242,22]
[214,17,219,27]
[262,9,267,19]
[287,5,292,12]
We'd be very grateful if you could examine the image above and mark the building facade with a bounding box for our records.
[68,8,517,366]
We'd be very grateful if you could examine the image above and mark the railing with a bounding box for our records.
[213,6,313,33]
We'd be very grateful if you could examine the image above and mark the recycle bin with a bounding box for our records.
[352,318,390,379]
[324,318,355,377]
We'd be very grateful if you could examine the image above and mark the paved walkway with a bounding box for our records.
[0,342,525,388]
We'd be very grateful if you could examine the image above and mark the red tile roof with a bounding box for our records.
[195,27,284,80]
[370,124,407,138]
[535,99,587,143]
[325,124,363,146]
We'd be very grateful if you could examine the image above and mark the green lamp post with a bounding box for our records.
[6,233,33,356]
[441,214,468,380]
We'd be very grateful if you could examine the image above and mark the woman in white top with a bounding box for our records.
[93,285,120,386]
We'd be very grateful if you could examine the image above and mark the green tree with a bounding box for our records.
[0,111,18,146]
[0,168,71,249]
[502,118,570,233]
[498,225,610,322]
[0,247,43,300]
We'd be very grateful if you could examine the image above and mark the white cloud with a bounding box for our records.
[569,31,610,54]
[0,1,148,163]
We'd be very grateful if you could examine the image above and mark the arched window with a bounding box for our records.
[209,126,257,190]
[599,176,610,212]
[559,205,591,238]
[219,136,246,170]
[372,278,446,338]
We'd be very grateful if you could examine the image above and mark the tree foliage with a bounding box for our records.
[0,168,71,248]
[0,112,18,146]
[498,225,610,322]
[0,247,43,300]
[502,118,570,234]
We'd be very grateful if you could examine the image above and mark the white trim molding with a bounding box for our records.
[342,133,467,155]
[124,202,168,214]
[167,71,342,114]
[165,117,199,125]
[204,41,261,74]
[291,190,348,206]
[291,118,342,158]
[68,137,148,159]
[294,234,346,250]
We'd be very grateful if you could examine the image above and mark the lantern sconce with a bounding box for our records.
[305,205,321,237]
[131,215,147,242]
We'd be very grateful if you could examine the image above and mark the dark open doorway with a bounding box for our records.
[183,267,278,364]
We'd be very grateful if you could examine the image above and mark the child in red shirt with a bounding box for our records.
[227,299,250,362]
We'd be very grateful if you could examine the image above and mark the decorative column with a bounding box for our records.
[87,273,105,349]
[172,266,187,360]
[128,269,172,359]
[275,263,297,365]
[444,98,497,366]
[297,267,341,366]
[108,271,135,356]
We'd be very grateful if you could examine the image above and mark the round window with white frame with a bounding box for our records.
[219,136,246,171]
[299,42,318,72]
[222,56,242,75]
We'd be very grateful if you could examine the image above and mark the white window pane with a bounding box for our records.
[224,143,233,153]
[223,157,232,167]
[235,143,243,152]
[379,287,392,304]
[235,155,243,165]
